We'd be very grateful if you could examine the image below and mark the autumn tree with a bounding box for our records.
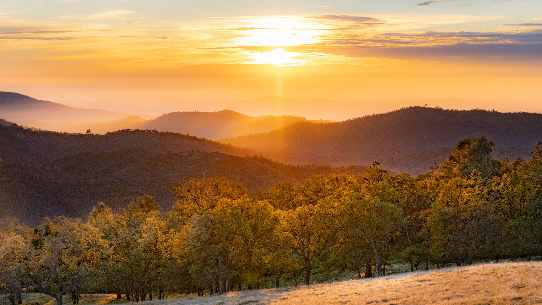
[0,219,29,305]
[30,217,102,305]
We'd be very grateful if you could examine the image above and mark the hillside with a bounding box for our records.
[0,125,363,225]
[139,110,310,140]
[220,107,542,175]
[0,119,11,127]
[21,116,149,134]
[0,124,250,164]
[121,262,540,305]
[0,91,144,125]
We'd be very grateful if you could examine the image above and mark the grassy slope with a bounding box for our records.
[9,262,542,305]
[149,262,541,305]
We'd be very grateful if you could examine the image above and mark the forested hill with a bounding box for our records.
[220,107,542,175]
[139,110,309,140]
[0,91,136,124]
[0,124,249,163]
[0,125,363,225]
[0,118,11,126]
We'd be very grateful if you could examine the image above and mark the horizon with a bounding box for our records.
[2,90,542,122]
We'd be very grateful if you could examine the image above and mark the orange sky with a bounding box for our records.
[1,2,542,119]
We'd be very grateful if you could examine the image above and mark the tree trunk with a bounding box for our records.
[364,261,372,278]
[305,256,311,286]
[275,274,280,288]
[56,292,63,305]
[426,261,429,270]
[369,239,381,277]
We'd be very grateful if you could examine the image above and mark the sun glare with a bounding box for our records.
[251,48,305,66]
[234,16,325,47]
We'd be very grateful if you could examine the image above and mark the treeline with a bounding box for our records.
[2,137,542,305]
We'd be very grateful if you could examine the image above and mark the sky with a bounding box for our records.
[1,0,542,119]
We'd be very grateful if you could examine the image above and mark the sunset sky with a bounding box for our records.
[1,0,542,119]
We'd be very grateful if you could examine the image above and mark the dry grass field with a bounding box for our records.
[143,262,542,305]
[8,262,542,305]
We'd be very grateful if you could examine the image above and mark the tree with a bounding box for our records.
[30,217,102,305]
[170,177,248,226]
[339,193,403,277]
[438,136,501,178]
[0,219,29,305]
[425,174,501,265]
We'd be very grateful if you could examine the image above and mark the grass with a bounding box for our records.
[5,262,541,305]
[1,293,129,305]
[138,262,542,305]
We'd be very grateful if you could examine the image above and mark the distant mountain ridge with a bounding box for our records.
[0,124,364,225]
[0,91,149,125]
[139,110,311,140]
[22,116,149,134]
[220,107,542,175]
[0,124,250,164]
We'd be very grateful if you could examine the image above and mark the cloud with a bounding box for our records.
[116,36,169,39]
[418,0,455,5]
[315,29,542,62]
[311,15,384,24]
[0,30,82,35]
[88,10,135,20]
[0,36,76,40]
[124,22,138,25]
[57,10,144,20]
[505,22,542,26]
[315,5,331,8]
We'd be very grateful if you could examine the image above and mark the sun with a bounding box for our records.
[251,48,304,66]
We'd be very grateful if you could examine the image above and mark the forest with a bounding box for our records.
[1,136,542,305]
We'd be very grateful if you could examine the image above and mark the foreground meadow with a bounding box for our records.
[148,262,542,305]
[16,262,540,305]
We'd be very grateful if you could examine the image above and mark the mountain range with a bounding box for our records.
[3,91,542,224]
[220,107,542,174]
[138,110,320,140]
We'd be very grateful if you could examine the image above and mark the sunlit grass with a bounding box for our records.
[136,262,542,305]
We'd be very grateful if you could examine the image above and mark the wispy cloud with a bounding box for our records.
[116,35,169,39]
[57,10,144,20]
[311,15,384,24]
[418,0,455,6]
[89,10,135,19]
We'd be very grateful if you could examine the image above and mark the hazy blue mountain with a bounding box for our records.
[0,91,148,125]
[139,110,310,140]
